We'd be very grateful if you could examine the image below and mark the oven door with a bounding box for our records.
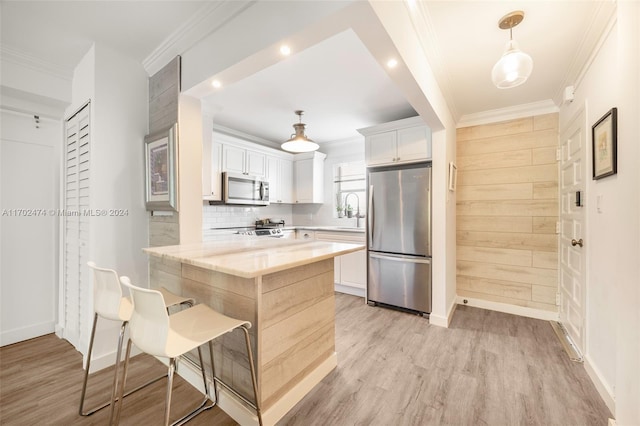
[223,172,269,206]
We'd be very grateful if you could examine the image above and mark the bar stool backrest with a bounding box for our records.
[120,276,170,357]
[87,261,128,321]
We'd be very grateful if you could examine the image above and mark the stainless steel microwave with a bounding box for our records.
[223,172,269,206]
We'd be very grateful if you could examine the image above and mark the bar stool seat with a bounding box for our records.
[117,276,262,426]
[80,262,194,425]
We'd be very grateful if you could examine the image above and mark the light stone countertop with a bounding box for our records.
[293,226,365,233]
[144,237,364,278]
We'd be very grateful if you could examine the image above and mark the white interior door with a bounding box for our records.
[559,106,587,354]
[1,110,59,346]
[61,103,91,351]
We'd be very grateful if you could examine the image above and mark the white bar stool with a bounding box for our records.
[80,262,194,425]
[116,276,262,426]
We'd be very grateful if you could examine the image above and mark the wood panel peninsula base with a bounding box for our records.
[144,238,364,425]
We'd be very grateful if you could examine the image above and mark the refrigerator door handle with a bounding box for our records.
[368,184,374,247]
[369,252,431,264]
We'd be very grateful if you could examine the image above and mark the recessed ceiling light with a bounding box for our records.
[280,45,291,56]
[211,80,222,88]
[387,58,398,69]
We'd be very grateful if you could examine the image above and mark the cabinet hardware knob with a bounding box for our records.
[571,238,583,247]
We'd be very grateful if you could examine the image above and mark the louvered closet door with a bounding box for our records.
[62,103,90,351]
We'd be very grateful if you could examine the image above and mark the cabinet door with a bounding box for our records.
[366,132,396,166]
[340,249,366,289]
[279,159,293,203]
[266,156,281,203]
[294,159,313,203]
[222,144,246,174]
[396,126,430,163]
[246,150,266,177]
[205,142,222,200]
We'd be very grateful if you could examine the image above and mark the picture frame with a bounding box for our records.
[448,162,457,191]
[592,107,617,180]
[145,123,178,211]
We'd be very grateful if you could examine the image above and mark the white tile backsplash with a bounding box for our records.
[203,202,293,229]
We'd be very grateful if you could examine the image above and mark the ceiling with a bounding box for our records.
[201,29,417,143]
[1,1,614,143]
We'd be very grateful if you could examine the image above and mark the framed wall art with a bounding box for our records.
[592,107,617,180]
[145,123,178,211]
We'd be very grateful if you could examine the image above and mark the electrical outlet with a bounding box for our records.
[556,292,561,306]
[556,222,561,234]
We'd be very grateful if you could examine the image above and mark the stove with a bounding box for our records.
[208,220,288,239]
[255,219,285,229]
[236,228,284,237]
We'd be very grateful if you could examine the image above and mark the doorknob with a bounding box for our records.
[571,238,584,247]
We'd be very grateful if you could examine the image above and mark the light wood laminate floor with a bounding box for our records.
[280,294,612,425]
[0,294,611,425]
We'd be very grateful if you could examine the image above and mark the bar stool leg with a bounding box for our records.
[208,341,218,405]
[107,320,127,425]
[79,313,99,415]
[171,347,215,426]
[114,338,133,426]
[164,358,176,426]
[241,326,262,426]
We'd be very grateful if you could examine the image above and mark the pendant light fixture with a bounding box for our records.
[281,110,319,153]
[491,10,533,89]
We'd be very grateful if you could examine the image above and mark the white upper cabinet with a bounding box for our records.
[202,116,222,201]
[204,128,294,202]
[202,140,222,201]
[294,151,326,203]
[267,156,293,204]
[222,144,266,177]
[359,116,432,166]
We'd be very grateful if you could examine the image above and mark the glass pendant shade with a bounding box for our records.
[281,112,319,153]
[492,39,533,89]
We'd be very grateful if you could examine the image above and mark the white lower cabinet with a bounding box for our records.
[307,230,366,297]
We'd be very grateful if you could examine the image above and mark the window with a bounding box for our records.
[334,161,366,218]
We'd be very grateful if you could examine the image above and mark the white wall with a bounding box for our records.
[64,43,150,367]
[559,3,640,423]
[292,138,365,227]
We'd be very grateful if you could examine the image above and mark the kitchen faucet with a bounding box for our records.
[344,192,361,228]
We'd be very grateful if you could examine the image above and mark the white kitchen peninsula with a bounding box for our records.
[144,237,363,425]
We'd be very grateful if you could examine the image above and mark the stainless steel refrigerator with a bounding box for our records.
[367,163,432,314]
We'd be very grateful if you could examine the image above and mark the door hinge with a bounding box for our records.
[556,148,561,161]
[556,292,561,306]
[555,221,561,234]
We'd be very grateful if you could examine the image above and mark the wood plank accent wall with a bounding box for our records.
[148,256,336,411]
[148,57,181,247]
[456,113,559,311]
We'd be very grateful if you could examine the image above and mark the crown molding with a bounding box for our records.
[142,1,256,76]
[0,45,73,81]
[457,99,559,128]
[404,1,459,122]
[211,123,281,150]
[553,0,617,105]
